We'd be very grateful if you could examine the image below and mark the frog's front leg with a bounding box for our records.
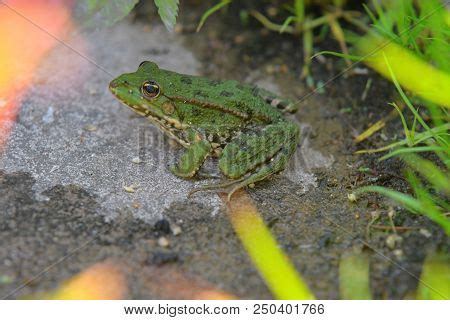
[170,139,212,178]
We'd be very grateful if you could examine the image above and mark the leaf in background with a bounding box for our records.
[154,0,179,31]
[75,0,139,29]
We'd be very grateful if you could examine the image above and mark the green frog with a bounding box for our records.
[109,61,300,200]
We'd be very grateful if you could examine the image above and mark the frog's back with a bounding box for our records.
[156,69,285,123]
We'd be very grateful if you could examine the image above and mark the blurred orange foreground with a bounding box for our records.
[0,0,73,149]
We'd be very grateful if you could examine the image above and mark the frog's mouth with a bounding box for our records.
[109,79,159,118]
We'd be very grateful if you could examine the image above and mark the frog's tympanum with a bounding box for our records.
[109,61,300,200]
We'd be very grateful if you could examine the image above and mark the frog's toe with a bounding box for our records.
[170,165,197,178]
[187,178,245,199]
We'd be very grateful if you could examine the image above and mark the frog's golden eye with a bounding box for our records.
[141,81,160,99]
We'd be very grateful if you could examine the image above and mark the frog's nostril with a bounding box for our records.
[109,80,118,89]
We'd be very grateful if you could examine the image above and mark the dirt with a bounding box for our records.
[0,2,448,299]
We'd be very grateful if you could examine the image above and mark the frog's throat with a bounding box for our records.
[127,103,190,148]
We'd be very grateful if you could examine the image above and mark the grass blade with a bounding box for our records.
[356,185,450,236]
[379,145,446,161]
[403,154,450,195]
[197,0,232,32]
[224,190,315,299]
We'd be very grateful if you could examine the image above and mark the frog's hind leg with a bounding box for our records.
[189,122,299,201]
[224,146,293,201]
[189,146,293,201]
[220,122,299,201]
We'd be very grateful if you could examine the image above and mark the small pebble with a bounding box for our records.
[353,67,369,75]
[123,185,137,193]
[89,88,97,95]
[157,237,170,247]
[386,234,402,250]
[393,249,403,259]
[172,225,182,236]
[419,229,432,238]
[347,193,357,202]
[131,157,142,164]
[84,124,97,132]
[132,202,141,209]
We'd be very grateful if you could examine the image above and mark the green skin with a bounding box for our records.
[109,61,300,200]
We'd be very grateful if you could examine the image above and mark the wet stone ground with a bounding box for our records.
[0,7,448,299]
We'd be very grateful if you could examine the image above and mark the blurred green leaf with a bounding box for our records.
[339,251,372,299]
[417,252,450,300]
[154,0,179,31]
[76,0,139,28]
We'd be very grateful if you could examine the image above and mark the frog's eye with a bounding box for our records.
[141,81,160,99]
[139,61,149,68]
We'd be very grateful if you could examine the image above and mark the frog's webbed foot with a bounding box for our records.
[170,140,211,178]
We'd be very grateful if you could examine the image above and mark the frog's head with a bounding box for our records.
[109,61,182,126]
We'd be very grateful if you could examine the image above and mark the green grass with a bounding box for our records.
[196,0,361,83]
[318,1,450,236]
[355,57,449,235]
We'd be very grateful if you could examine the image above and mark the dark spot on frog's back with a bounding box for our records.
[194,90,207,97]
[180,76,193,85]
[191,108,201,117]
[220,90,234,97]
